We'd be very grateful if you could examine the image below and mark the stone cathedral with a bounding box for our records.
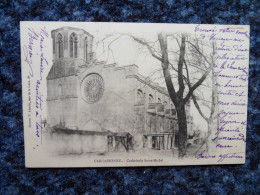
[46,27,194,153]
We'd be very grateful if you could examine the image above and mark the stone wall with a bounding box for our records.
[44,130,108,155]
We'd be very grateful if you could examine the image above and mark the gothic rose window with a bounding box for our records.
[81,73,104,103]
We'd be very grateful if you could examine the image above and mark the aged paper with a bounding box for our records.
[21,22,249,167]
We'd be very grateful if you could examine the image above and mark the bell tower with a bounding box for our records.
[51,27,94,62]
[47,27,95,129]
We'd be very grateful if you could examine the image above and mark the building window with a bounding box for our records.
[136,89,144,105]
[137,89,144,98]
[149,94,153,103]
[164,101,167,107]
[70,32,78,58]
[158,98,161,103]
[84,37,88,60]
[58,84,63,98]
[57,34,63,58]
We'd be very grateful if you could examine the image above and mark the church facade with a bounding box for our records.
[46,27,193,153]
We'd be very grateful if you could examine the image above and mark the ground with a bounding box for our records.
[56,143,206,161]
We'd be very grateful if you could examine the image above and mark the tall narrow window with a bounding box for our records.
[84,37,88,60]
[57,34,63,58]
[70,33,77,58]
[149,94,153,103]
[158,98,161,103]
[70,35,73,57]
[137,89,144,105]
[58,84,63,98]
[58,84,63,126]
[137,89,144,98]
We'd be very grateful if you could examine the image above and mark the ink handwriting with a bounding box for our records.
[23,26,49,140]
[194,25,249,162]
[196,150,244,162]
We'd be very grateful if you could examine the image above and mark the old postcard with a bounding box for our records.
[21,22,249,167]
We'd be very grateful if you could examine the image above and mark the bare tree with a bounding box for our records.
[182,38,218,155]
[192,94,218,155]
[99,32,215,158]
[187,55,218,154]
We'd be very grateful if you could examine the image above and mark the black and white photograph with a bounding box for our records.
[21,22,249,167]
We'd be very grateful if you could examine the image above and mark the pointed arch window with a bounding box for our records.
[84,37,88,60]
[136,89,145,105]
[57,34,63,58]
[70,33,78,58]
[149,94,153,103]
[58,84,63,98]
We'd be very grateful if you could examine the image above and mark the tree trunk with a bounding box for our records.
[206,122,210,153]
[176,103,188,158]
[206,117,215,154]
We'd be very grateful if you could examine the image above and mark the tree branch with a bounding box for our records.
[184,59,209,122]
[186,40,211,66]
[176,34,186,98]
[128,35,163,63]
[184,65,212,104]
[158,32,178,105]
